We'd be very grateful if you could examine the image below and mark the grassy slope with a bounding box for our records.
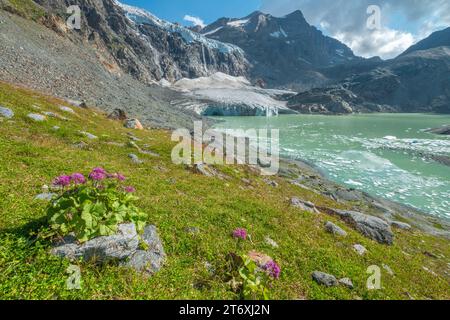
[0,81,449,300]
[0,0,45,20]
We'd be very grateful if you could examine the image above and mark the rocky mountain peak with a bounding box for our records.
[201,9,359,89]
[283,9,306,20]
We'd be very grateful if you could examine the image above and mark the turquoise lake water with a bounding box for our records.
[213,113,450,220]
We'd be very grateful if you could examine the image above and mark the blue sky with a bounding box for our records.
[119,0,450,59]
[121,0,261,26]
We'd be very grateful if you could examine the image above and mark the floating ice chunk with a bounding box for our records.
[345,179,363,187]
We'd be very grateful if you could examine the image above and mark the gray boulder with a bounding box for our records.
[325,221,347,237]
[51,223,139,263]
[265,236,279,248]
[312,271,338,287]
[291,197,320,214]
[0,106,14,118]
[128,153,144,164]
[339,278,354,289]
[391,221,412,230]
[27,113,46,122]
[79,131,98,140]
[331,210,394,245]
[34,193,58,201]
[60,106,75,114]
[51,224,165,274]
[122,225,166,274]
[353,244,367,256]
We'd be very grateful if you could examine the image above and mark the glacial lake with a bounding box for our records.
[212,113,450,220]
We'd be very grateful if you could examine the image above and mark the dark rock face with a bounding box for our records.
[33,0,249,83]
[202,10,360,90]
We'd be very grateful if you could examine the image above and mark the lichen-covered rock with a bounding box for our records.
[331,210,394,245]
[51,223,139,263]
[325,221,347,237]
[122,225,165,274]
[312,271,338,287]
[51,224,165,274]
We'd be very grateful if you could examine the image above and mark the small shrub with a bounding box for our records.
[45,167,148,242]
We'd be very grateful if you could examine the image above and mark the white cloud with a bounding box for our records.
[183,15,206,28]
[335,28,415,59]
[260,0,450,59]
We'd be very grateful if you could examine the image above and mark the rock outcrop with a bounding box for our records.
[51,223,165,274]
[330,209,394,245]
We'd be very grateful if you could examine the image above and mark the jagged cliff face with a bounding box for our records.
[202,10,360,90]
[32,0,249,83]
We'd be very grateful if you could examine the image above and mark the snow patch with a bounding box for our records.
[270,27,288,38]
[227,19,249,27]
[202,26,223,36]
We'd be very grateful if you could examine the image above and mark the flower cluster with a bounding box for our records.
[45,167,147,243]
[232,228,247,240]
[88,167,107,181]
[52,167,130,188]
[263,260,281,279]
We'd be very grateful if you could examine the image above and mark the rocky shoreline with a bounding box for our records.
[277,156,450,238]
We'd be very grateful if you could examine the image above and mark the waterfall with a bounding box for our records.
[201,44,208,74]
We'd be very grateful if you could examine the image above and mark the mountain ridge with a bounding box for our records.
[201,10,361,90]
[288,28,450,114]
